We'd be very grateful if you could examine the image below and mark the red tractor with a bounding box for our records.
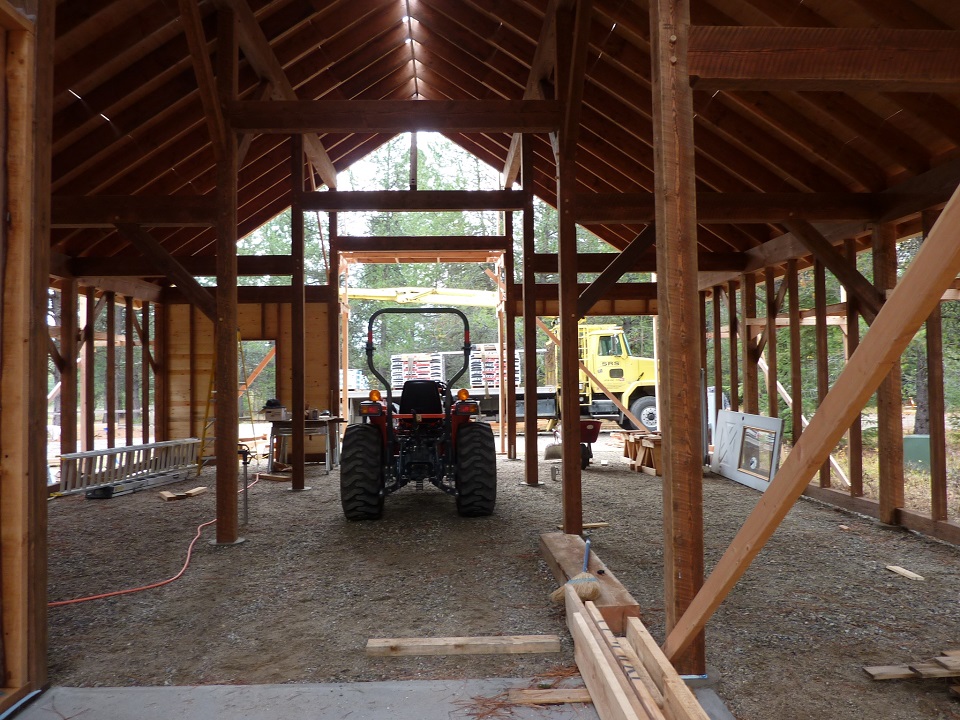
[339,308,497,520]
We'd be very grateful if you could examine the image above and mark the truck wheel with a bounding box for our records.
[455,423,497,517]
[340,424,385,520]
[629,396,658,432]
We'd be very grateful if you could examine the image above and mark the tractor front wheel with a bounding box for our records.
[454,423,497,517]
[340,424,385,520]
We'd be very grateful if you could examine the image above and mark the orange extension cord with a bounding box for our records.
[48,476,259,608]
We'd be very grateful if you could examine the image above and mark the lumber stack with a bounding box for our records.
[564,584,709,720]
[865,649,960,681]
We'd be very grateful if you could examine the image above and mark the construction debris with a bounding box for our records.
[365,635,562,657]
[865,650,960,681]
[507,688,592,705]
[564,584,710,720]
[886,565,925,581]
[158,486,207,502]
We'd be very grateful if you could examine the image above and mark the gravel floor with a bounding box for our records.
[47,431,960,719]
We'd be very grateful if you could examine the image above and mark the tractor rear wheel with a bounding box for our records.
[454,423,497,517]
[340,424,385,520]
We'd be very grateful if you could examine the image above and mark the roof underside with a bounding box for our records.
[49,0,960,280]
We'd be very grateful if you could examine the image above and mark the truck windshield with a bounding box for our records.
[598,335,622,356]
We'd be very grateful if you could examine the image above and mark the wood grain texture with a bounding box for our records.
[365,635,561,656]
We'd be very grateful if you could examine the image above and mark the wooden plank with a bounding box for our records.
[863,664,918,681]
[125,296,135,447]
[106,294,116,447]
[290,136,307,492]
[788,261,803,446]
[663,185,960,662]
[184,486,208,497]
[521,137,539,486]
[508,688,592,705]
[141,302,151,445]
[712,287,723,418]
[935,657,960,672]
[578,226,656,318]
[158,491,181,502]
[885,565,924,581]
[540,533,641,635]
[569,612,643,720]
[228,99,562,134]
[764,273,779,418]
[60,280,79,455]
[688,27,960,92]
[726,283,739,413]
[741,273,758,414]
[908,662,960,678]
[365,635,561,657]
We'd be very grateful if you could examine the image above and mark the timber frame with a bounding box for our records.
[1,0,959,710]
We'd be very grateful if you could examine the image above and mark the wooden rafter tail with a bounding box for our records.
[663,184,960,662]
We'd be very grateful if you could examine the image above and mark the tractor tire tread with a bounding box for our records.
[455,423,497,517]
[340,424,384,520]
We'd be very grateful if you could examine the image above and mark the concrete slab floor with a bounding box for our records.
[12,681,735,720]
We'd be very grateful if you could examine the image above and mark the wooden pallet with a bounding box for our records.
[564,585,710,720]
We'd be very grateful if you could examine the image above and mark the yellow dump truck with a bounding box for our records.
[546,323,658,431]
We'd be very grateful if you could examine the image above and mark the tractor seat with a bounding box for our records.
[398,380,443,415]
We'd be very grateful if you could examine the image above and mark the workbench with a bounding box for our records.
[267,417,343,474]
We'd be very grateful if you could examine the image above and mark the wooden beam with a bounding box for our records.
[115,224,217,322]
[782,219,882,323]
[227,99,562,134]
[51,195,218,228]
[788,261,802,446]
[741,273,759,414]
[531,251,747,274]
[521,136,539,486]
[872,223,904,524]
[69,254,294,278]
[106,293,116,447]
[922,210,947,522]
[214,7,240,545]
[337,235,510,253]
[764,273,778,418]
[577,226,655,318]
[726,283,739,412]
[688,27,960,92]
[300,190,526,213]
[212,0,337,188]
[712,286,723,417]
[178,0,227,160]
[124,296,135,447]
[814,261,829,487]
[83,287,96,450]
[60,280,79,455]
[141,302,151,445]
[663,183,960,663]
[576,192,882,224]
[651,0,705,676]
[366,635,561,656]
[290,135,307,492]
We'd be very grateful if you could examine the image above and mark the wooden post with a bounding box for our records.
[741,273,758,414]
[327,210,340,418]
[214,7,240,543]
[921,210,947,522]
[726,281,739,412]
[504,214,518,460]
[141,301,151,444]
[872,223,904,524]
[844,239,863,496]
[189,305,197,439]
[764,272,778,418]
[787,260,802,446]
[712,285,722,419]
[60,280,78,455]
[155,301,168,441]
[125,295,135,446]
[521,136,539,485]
[555,0,590,534]
[814,260,829,487]
[83,287,96,450]
[290,134,307,491]
[650,0,705,675]
[106,292,117,447]
[664,186,960,661]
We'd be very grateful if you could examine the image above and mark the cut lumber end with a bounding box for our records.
[184,486,207,497]
[158,490,179,501]
[257,473,291,481]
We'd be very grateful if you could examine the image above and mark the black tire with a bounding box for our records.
[454,423,497,517]
[340,424,385,520]
[628,395,658,432]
